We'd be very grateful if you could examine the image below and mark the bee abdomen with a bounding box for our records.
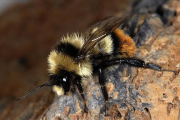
[111,31,121,54]
[112,29,136,57]
[90,29,136,58]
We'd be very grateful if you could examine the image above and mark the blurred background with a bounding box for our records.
[0,0,133,119]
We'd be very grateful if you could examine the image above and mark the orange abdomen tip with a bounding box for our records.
[114,29,136,58]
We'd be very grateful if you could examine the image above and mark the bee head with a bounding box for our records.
[15,70,74,102]
[50,70,72,95]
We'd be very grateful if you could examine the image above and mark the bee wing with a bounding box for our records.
[77,14,132,59]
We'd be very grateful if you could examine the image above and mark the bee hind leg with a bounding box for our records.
[97,58,176,73]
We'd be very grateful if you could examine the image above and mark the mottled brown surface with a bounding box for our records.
[0,0,133,120]
[130,1,180,119]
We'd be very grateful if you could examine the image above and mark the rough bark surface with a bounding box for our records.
[0,0,180,120]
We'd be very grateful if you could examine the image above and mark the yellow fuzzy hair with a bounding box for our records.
[90,35,113,55]
[90,27,113,55]
[60,33,84,49]
[114,29,136,57]
[48,34,93,77]
[53,85,64,96]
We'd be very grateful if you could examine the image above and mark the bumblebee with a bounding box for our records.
[16,14,176,115]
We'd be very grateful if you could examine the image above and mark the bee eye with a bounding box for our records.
[60,76,71,94]
[61,76,69,83]
[62,78,67,82]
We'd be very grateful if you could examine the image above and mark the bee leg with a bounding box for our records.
[98,68,109,116]
[144,63,177,74]
[75,77,88,113]
[97,58,176,74]
[111,58,176,73]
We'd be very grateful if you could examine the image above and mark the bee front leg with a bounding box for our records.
[98,68,109,116]
[75,76,88,113]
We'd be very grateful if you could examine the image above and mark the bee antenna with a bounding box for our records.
[15,83,53,102]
